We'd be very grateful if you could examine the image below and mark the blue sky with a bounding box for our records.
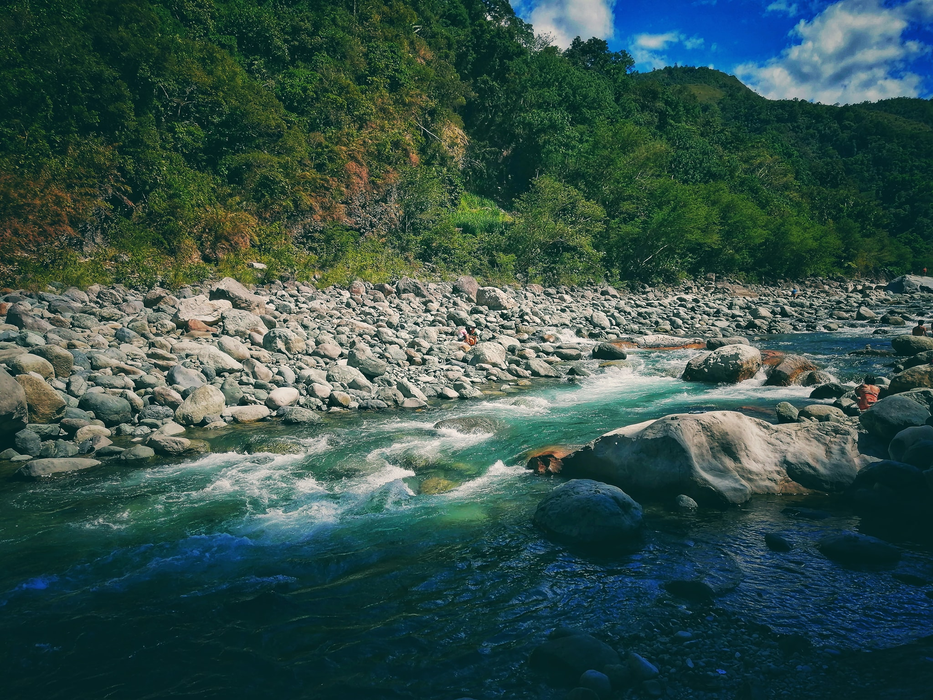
[509,0,933,104]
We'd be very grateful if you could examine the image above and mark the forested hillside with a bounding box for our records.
[1,0,931,288]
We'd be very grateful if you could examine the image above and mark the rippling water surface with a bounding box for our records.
[2,332,931,698]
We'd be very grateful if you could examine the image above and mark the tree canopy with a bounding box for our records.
[1,0,930,287]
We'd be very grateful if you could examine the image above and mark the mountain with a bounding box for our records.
[1,0,930,287]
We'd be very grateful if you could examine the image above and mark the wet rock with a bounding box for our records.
[147,434,191,455]
[120,444,155,461]
[560,411,863,505]
[225,405,271,423]
[15,375,66,423]
[591,343,628,360]
[797,404,845,422]
[765,533,794,552]
[682,345,762,384]
[533,479,643,546]
[579,669,612,700]
[889,426,933,462]
[529,629,622,684]
[774,402,799,424]
[819,532,901,567]
[527,358,559,377]
[244,435,305,454]
[78,393,132,427]
[420,477,458,494]
[891,334,933,356]
[664,578,718,601]
[15,428,42,456]
[279,406,321,424]
[765,354,819,386]
[888,365,933,394]
[860,395,931,442]
[175,385,226,426]
[18,457,101,477]
[674,494,698,510]
[886,274,933,294]
[809,383,847,399]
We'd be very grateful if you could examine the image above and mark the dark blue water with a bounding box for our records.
[2,332,930,699]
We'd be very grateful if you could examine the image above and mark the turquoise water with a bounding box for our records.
[2,333,931,698]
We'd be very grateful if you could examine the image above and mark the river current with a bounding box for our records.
[2,332,932,698]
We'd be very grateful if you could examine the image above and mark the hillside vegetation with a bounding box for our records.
[1,0,931,288]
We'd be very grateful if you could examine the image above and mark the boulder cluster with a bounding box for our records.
[1,273,929,479]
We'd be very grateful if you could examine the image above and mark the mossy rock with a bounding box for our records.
[420,477,459,494]
[244,435,305,455]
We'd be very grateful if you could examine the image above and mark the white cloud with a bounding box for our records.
[527,0,617,48]
[737,0,933,104]
[630,31,706,69]
[766,0,800,16]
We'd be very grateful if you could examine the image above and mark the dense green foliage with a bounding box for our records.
[1,0,931,287]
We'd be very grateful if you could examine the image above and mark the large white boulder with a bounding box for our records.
[560,411,866,505]
[174,295,232,326]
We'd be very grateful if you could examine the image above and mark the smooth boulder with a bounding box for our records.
[16,375,66,424]
[18,458,100,478]
[533,479,643,545]
[891,334,933,356]
[860,395,931,442]
[0,367,28,443]
[560,411,863,505]
[765,354,819,386]
[175,385,226,426]
[78,393,133,427]
[819,532,901,566]
[682,345,762,384]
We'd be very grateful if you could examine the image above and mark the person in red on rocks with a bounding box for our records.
[856,375,881,411]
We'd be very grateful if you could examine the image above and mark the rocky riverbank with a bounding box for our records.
[1,274,932,475]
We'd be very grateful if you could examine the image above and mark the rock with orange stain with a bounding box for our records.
[526,446,578,475]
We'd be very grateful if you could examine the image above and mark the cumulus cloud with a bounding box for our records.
[737,0,933,103]
[527,0,617,48]
[630,32,706,69]
[766,0,800,16]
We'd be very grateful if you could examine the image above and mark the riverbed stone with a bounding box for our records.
[167,364,206,391]
[530,629,622,685]
[18,457,101,477]
[591,343,627,360]
[175,385,226,426]
[860,395,932,442]
[533,479,643,546]
[78,393,132,426]
[10,353,55,380]
[16,375,66,424]
[560,411,863,505]
[222,309,267,338]
[774,402,799,424]
[209,277,266,311]
[147,434,192,455]
[0,367,28,444]
[819,532,901,566]
[121,444,155,461]
[262,328,306,355]
[765,354,819,386]
[892,334,933,356]
[682,345,762,384]
[477,286,514,310]
[174,295,231,326]
[266,387,299,409]
[226,405,272,423]
[889,365,933,394]
[348,346,388,378]
[279,406,321,424]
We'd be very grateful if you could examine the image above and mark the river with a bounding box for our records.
[2,332,931,698]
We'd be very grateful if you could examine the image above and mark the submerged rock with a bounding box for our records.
[559,411,864,505]
[433,416,501,434]
[819,532,901,567]
[530,628,622,684]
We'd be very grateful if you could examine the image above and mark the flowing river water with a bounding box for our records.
[2,332,932,698]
